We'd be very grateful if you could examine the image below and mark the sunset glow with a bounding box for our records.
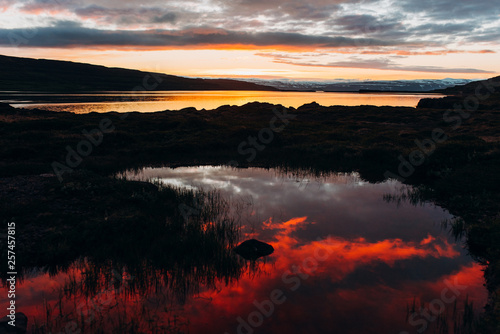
[0,0,499,80]
[0,2,498,333]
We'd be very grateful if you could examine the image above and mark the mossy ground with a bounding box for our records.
[1,101,499,332]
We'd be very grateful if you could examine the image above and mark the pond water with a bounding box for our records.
[2,91,442,112]
[7,166,486,334]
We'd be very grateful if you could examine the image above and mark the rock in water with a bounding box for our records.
[0,312,27,334]
[234,239,274,260]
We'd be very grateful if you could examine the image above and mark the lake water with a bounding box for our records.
[1,91,442,112]
[10,166,486,334]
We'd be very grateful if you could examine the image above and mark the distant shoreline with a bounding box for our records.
[0,90,444,113]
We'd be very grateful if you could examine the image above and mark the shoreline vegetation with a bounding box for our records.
[1,76,499,332]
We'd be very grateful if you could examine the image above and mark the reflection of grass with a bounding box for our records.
[1,171,243,275]
[385,178,500,332]
[2,172,247,333]
[383,185,428,207]
[0,171,246,293]
[1,100,499,331]
[405,296,479,334]
[34,281,191,334]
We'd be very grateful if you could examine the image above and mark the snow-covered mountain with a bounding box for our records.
[236,78,476,92]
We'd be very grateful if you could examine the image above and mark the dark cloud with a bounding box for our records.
[329,15,484,43]
[282,3,340,20]
[333,14,402,34]
[409,22,479,36]
[152,13,177,24]
[465,31,500,43]
[73,5,177,25]
[2,0,499,72]
[0,21,402,48]
[18,0,65,12]
[214,0,343,18]
[271,56,494,73]
[399,0,500,19]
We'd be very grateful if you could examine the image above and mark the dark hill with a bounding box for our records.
[417,75,500,109]
[0,54,278,92]
[435,75,500,95]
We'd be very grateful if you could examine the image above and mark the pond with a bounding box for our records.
[9,166,486,334]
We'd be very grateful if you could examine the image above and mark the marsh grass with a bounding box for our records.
[405,296,480,334]
[1,100,499,332]
[0,171,253,333]
[32,287,190,334]
[383,185,429,207]
[1,102,498,185]
[386,181,500,333]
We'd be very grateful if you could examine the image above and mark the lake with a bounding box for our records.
[10,166,486,334]
[1,91,442,112]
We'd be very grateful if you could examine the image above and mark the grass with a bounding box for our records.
[0,171,245,282]
[385,178,500,333]
[0,171,250,333]
[1,100,499,332]
[1,102,498,183]
[405,296,481,334]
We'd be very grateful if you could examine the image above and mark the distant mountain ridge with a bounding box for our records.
[238,78,475,92]
[0,54,277,92]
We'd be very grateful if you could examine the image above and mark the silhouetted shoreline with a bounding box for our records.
[1,76,499,332]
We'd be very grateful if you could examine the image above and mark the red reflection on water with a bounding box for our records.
[259,216,459,271]
[181,217,485,333]
[3,217,487,333]
[4,272,73,320]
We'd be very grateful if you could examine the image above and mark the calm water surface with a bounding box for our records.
[2,91,442,112]
[8,166,486,334]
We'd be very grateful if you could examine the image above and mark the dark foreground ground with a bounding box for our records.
[0,97,499,332]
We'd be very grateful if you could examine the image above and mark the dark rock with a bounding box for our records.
[417,93,500,110]
[129,180,159,192]
[298,101,321,110]
[0,103,17,113]
[180,107,198,112]
[234,239,274,260]
[0,312,27,334]
[417,96,461,109]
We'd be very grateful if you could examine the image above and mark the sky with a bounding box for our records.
[0,0,499,81]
